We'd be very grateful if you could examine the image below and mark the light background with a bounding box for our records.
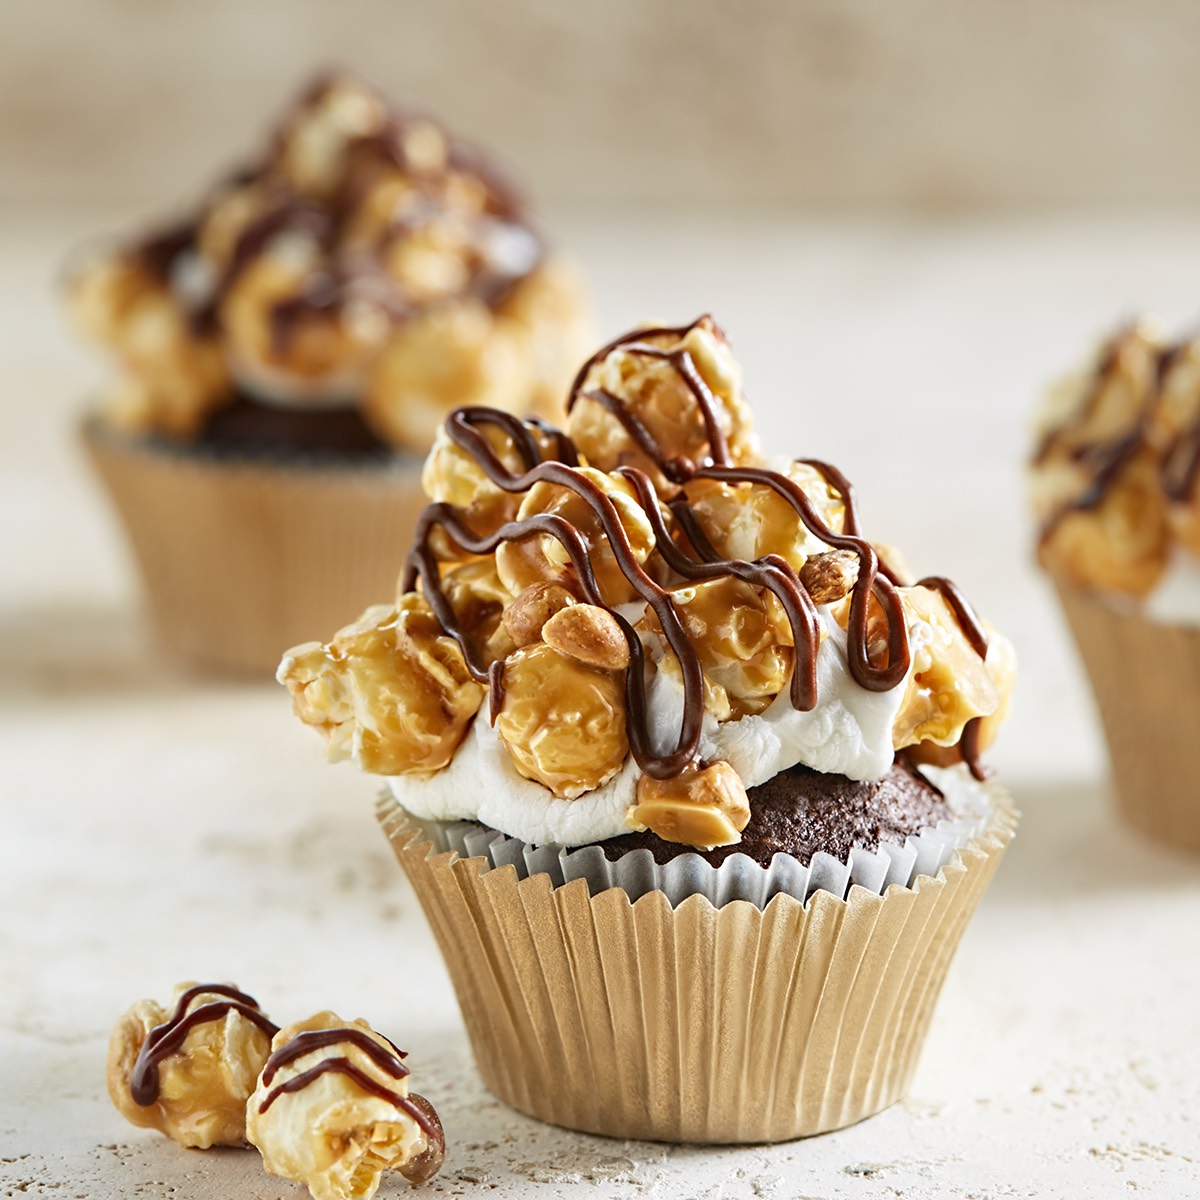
[6,0,1200,211]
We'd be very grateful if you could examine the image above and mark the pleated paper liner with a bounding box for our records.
[378,781,1016,1144]
[82,417,426,676]
[1055,579,1200,851]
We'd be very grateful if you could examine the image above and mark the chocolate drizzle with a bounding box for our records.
[400,319,992,780]
[257,1026,438,1139]
[123,72,545,357]
[129,984,279,1107]
[567,322,732,483]
[1037,326,1197,545]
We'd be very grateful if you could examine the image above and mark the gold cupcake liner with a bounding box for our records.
[378,788,1016,1144]
[1056,580,1200,851]
[82,418,426,676]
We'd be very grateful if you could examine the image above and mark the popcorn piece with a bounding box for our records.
[364,302,526,452]
[1032,320,1178,595]
[271,76,392,201]
[642,578,795,718]
[1037,445,1171,597]
[889,587,1008,750]
[680,460,846,571]
[278,595,484,775]
[494,642,628,797]
[222,253,391,398]
[495,468,656,606]
[68,255,230,437]
[567,316,760,490]
[438,558,515,666]
[627,761,751,850]
[247,1011,444,1200]
[107,982,277,1149]
[420,417,564,545]
[496,256,595,423]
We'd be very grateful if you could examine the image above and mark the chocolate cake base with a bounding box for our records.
[604,758,950,868]
[197,394,392,458]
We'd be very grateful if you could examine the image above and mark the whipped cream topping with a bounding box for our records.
[388,605,911,846]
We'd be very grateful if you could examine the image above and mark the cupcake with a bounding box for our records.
[280,315,1017,1143]
[1032,318,1200,850]
[69,71,591,674]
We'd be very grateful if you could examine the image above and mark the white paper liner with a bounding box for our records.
[398,764,992,909]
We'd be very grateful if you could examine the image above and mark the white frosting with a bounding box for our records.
[228,350,364,411]
[1143,549,1200,626]
[387,607,911,847]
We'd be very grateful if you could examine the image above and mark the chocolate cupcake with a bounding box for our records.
[69,71,591,674]
[1032,318,1200,850]
[282,315,1017,1142]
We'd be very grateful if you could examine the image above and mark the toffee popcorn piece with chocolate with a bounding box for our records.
[107,983,278,1148]
[246,1012,444,1200]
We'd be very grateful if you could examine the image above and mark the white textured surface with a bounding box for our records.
[4,207,1200,1197]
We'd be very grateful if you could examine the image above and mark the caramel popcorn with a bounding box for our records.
[641,578,795,718]
[567,316,759,490]
[68,255,230,437]
[627,761,751,850]
[494,642,629,797]
[247,1011,444,1200]
[1033,317,1200,597]
[282,317,1015,850]
[495,468,657,606]
[68,72,591,449]
[107,982,277,1149]
[680,460,847,571]
[889,586,1009,751]
[278,596,484,775]
[438,557,515,667]
[221,252,389,394]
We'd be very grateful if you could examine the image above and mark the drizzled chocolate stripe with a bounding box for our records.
[1163,420,1200,503]
[1037,330,1188,545]
[260,1027,409,1085]
[915,576,989,659]
[130,985,279,1107]
[256,1027,438,1138]
[566,318,733,469]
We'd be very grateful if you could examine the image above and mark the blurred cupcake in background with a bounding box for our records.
[1032,318,1200,850]
[68,71,592,674]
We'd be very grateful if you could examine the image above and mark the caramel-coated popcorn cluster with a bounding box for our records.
[248,1012,445,1200]
[107,983,276,1149]
[108,985,443,1198]
[68,73,590,449]
[281,316,1016,850]
[1033,318,1200,596]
